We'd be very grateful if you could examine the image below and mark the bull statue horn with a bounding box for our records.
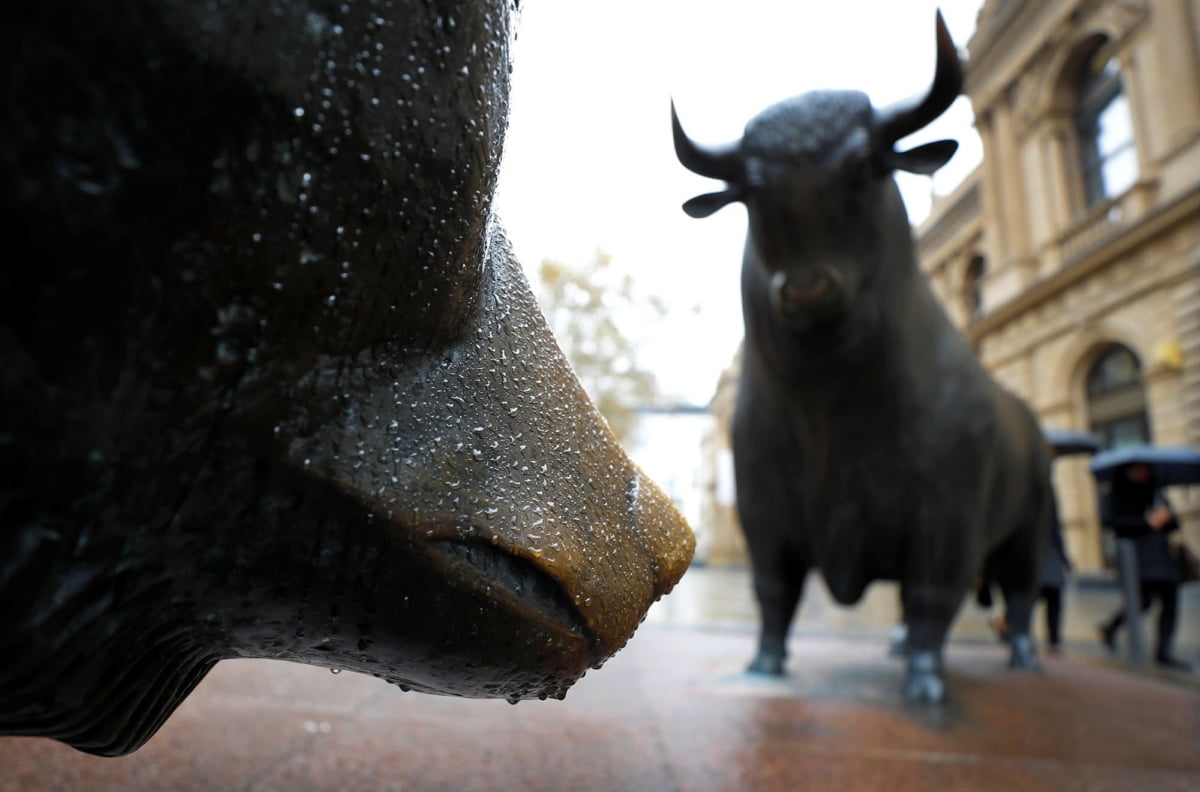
[671,100,742,182]
[875,9,964,146]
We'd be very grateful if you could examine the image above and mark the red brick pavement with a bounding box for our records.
[2,624,1198,792]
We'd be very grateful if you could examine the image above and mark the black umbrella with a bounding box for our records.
[1042,427,1102,457]
[1088,444,1200,486]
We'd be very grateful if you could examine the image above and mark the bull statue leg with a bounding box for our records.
[899,578,970,704]
[740,490,808,675]
[732,392,810,676]
[998,588,1039,671]
[746,545,808,675]
[987,518,1046,672]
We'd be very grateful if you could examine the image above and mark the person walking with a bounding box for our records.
[1038,498,1071,655]
[1096,462,1192,671]
[981,494,1071,653]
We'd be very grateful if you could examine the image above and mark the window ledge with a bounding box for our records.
[966,180,1200,344]
[1059,176,1159,267]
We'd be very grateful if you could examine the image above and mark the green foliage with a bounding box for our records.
[538,249,664,444]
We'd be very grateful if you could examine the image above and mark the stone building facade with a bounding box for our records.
[700,0,1200,572]
[922,0,1200,571]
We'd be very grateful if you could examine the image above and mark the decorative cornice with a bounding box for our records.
[967,183,1200,343]
[967,0,1047,105]
[1095,0,1150,41]
[970,0,1030,63]
[969,0,1149,119]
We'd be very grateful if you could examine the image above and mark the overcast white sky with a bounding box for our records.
[495,0,987,405]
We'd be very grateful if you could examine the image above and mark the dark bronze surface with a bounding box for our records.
[0,0,693,756]
[672,11,1053,703]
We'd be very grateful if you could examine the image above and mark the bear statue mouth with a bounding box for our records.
[428,539,594,648]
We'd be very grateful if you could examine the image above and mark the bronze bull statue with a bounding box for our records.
[671,12,1052,703]
[0,0,693,756]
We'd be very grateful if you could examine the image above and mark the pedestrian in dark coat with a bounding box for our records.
[1038,494,1071,653]
[982,494,1071,651]
[1097,463,1191,671]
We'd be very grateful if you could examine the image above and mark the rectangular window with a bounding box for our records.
[1094,95,1137,199]
[1076,69,1138,207]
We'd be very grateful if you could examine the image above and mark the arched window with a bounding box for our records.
[1086,343,1149,449]
[962,254,986,320]
[1086,343,1150,569]
[1074,40,1138,206]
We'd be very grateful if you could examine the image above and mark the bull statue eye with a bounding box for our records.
[845,156,872,187]
[837,126,876,186]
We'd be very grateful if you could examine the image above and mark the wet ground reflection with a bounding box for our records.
[646,564,1200,663]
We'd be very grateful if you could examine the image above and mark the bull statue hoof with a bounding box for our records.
[1008,633,1041,671]
[903,651,946,705]
[747,651,787,676]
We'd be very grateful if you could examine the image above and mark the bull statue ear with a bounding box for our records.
[682,188,742,218]
[888,139,958,175]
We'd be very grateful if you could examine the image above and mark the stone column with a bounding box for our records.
[1041,113,1078,270]
[992,99,1032,268]
[1146,0,1200,156]
[1118,47,1156,178]
[1179,260,1200,448]
[977,109,1009,270]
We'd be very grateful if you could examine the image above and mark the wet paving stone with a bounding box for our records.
[1,621,1197,792]
[3,567,1197,791]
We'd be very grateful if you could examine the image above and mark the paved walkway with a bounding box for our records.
[648,565,1200,669]
[2,566,1198,791]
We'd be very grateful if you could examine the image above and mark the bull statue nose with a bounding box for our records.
[558,464,694,665]
[772,269,839,311]
[630,467,695,605]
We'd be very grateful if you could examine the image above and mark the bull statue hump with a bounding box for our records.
[0,0,694,756]
[672,10,1053,703]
